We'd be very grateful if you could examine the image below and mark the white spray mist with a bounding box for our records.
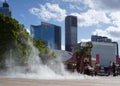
[2,41,94,80]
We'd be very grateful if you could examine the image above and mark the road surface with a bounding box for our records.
[0,76,120,86]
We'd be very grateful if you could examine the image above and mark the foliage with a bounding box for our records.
[32,39,56,64]
[76,42,93,57]
[32,39,47,53]
[0,14,56,68]
[0,14,31,68]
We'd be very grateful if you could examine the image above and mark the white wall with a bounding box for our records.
[91,42,117,67]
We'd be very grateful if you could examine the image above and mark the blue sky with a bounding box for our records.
[1,0,120,52]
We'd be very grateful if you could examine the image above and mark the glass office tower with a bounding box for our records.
[30,22,61,50]
[65,15,77,52]
[0,0,11,16]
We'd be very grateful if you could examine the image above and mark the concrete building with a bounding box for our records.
[91,35,118,67]
[65,15,77,52]
[0,0,11,16]
[75,35,119,67]
[91,41,118,67]
[30,22,61,50]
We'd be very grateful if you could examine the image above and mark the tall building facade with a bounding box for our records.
[30,22,61,50]
[91,35,112,43]
[91,35,119,67]
[91,42,118,67]
[0,0,11,16]
[77,35,119,67]
[65,15,77,52]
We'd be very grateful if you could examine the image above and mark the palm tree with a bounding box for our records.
[75,42,93,73]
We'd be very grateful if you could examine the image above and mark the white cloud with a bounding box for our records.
[71,9,110,27]
[61,45,65,50]
[83,0,120,11]
[79,0,120,55]
[94,0,120,11]
[109,12,120,27]
[69,4,85,11]
[92,29,109,37]
[93,26,120,41]
[79,39,91,43]
[83,0,95,9]
[69,4,80,10]
[90,10,120,41]
[29,3,67,22]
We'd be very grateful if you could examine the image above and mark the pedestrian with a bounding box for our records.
[112,62,116,76]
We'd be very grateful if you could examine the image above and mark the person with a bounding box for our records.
[76,60,80,73]
[94,64,98,76]
[84,63,90,75]
[108,61,112,75]
[84,63,94,75]
[112,62,116,76]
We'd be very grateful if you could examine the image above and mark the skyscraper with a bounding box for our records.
[0,0,11,16]
[30,22,61,50]
[65,15,77,52]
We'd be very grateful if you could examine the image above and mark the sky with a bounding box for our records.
[0,0,120,53]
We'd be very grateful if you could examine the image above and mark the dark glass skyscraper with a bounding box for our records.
[30,22,61,50]
[0,0,11,16]
[65,15,77,52]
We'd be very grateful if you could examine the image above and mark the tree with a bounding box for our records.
[0,14,56,69]
[33,39,56,64]
[0,14,31,68]
[76,42,93,57]
[75,42,93,73]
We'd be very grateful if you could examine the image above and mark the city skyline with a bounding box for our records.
[0,0,120,54]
